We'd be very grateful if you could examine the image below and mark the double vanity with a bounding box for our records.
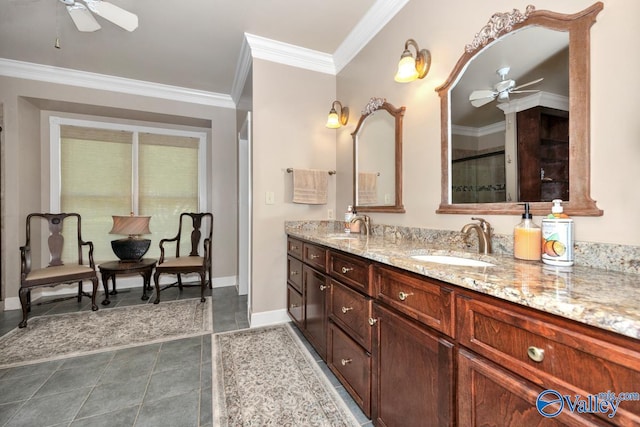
[285,222,640,426]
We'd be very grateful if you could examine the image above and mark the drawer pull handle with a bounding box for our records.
[319,284,328,291]
[398,291,413,301]
[527,346,545,363]
[290,303,298,309]
[341,306,353,314]
[341,266,354,274]
[341,358,352,366]
[291,245,298,250]
[290,271,298,276]
[368,318,377,326]
[310,254,320,259]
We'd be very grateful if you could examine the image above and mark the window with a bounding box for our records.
[51,117,207,262]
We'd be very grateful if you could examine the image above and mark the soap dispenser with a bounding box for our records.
[514,202,542,261]
[541,199,574,266]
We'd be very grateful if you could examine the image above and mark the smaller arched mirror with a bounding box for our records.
[352,98,405,213]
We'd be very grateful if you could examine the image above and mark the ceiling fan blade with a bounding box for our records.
[66,3,101,32]
[512,77,543,91]
[511,89,540,94]
[84,0,138,31]
[469,90,496,107]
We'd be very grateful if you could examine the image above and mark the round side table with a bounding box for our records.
[99,258,157,305]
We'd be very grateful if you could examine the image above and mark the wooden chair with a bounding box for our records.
[153,212,213,304]
[19,213,99,328]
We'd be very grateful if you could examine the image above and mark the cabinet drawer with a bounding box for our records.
[328,251,372,296]
[303,242,327,272]
[328,322,371,417]
[287,285,303,328]
[458,349,605,426]
[287,237,303,259]
[374,265,454,337]
[329,279,373,352]
[457,294,640,426]
[287,256,303,293]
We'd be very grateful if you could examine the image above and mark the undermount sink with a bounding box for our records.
[411,254,495,267]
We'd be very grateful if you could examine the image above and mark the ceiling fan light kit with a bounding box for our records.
[58,0,138,32]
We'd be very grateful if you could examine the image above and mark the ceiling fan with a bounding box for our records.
[469,67,543,108]
[59,0,138,32]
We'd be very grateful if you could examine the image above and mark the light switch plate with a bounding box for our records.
[265,191,275,205]
[327,209,334,219]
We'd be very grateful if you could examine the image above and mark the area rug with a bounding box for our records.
[0,297,212,369]
[212,323,361,427]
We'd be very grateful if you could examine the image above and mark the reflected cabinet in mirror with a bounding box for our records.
[436,3,603,216]
[353,98,405,213]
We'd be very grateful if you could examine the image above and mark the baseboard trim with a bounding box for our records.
[3,275,238,311]
[249,309,289,328]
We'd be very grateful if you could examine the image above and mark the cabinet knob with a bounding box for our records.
[368,317,377,326]
[319,284,328,291]
[398,291,413,301]
[341,358,352,366]
[341,306,353,314]
[341,266,354,274]
[527,346,545,363]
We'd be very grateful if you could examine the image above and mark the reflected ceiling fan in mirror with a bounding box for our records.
[469,67,543,107]
[59,0,138,32]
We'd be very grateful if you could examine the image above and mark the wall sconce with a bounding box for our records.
[325,101,349,128]
[394,39,431,83]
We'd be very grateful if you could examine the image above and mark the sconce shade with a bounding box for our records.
[394,39,431,83]
[109,215,151,262]
[325,101,349,128]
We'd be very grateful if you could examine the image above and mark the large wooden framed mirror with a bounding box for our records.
[352,98,405,213]
[436,3,603,216]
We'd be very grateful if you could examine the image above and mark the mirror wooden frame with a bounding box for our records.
[352,98,406,213]
[436,2,603,216]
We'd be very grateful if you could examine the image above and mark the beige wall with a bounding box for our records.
[250,59,337,315]
[0,76,238,302]
[335,0,640,246]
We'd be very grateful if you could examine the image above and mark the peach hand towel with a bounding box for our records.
[358,172,378,205]
[292,169,328,204]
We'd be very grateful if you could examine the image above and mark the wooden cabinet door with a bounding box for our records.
[458,349,606,427]
[372,303,454,427]
[287,285,304,329]
[304,265,327,360]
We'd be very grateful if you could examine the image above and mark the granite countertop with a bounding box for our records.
[286,226,640,340]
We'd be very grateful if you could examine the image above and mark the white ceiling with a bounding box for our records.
[0,0,385,98]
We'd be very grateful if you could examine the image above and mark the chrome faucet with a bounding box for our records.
[350,215,371,235]
[461,217,492,254]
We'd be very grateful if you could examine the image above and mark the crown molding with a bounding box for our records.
[497,92,569,114]
[244,33,336,75]
[453,121,506,138]
[0,58,235,109]
[231,36,253,106]
[333,0,410,73]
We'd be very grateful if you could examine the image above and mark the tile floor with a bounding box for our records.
[0,285,372,426]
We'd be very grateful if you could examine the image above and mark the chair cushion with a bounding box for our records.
[26,265,95,281]
[158,256,205,268]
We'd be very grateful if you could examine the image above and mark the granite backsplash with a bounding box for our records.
[285,220,640,275]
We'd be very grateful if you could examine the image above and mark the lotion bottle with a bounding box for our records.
[344,205,354,233]
[541,199,574,266]
[514,202,542,261]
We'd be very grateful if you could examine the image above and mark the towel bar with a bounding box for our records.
[287,168,336,175]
